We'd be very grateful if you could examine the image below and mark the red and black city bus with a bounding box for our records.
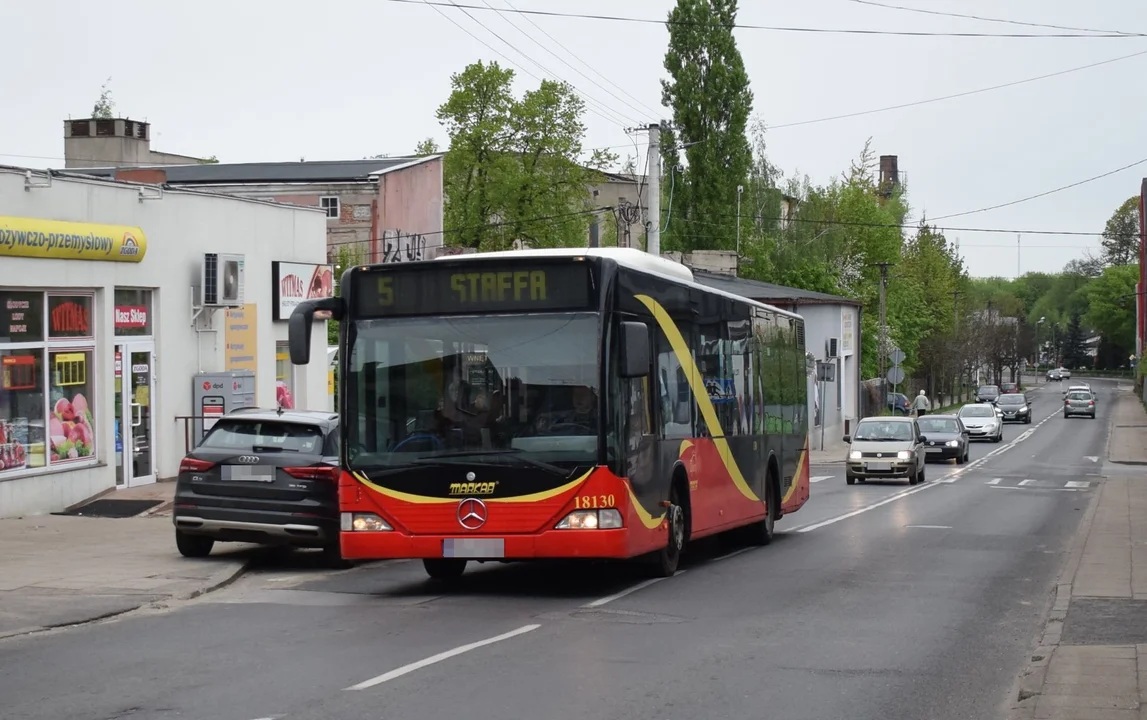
[288,247,810,579]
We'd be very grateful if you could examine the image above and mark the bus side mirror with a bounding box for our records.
[620,321,650,378]
[289,297,343,365]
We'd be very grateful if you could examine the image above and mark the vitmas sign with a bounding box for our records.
[271,261,334,321]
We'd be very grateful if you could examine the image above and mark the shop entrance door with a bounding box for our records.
[115,342,156,488]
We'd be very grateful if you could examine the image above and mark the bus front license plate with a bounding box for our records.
[443,538,505,559]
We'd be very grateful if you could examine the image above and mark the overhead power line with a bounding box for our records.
[435,0,637,127]
[848,0,1144,37]
[929,156,1147,221]
[769,47,1147,129]
[684,211,1110,237]
[500,0,663,119]
[388,0,1147,38]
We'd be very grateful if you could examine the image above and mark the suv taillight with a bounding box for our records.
[283,466,340,482]
[179,457,215,473]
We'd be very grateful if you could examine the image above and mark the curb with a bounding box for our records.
[0,559,252,642]
[1004,457,1103,719]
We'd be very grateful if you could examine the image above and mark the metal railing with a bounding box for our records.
[174,415,215,455]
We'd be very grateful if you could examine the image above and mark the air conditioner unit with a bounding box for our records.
[826,337,840,358]
[201,252,246,308]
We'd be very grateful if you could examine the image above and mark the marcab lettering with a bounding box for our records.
[448,481,498,496]
[450,270,547,304]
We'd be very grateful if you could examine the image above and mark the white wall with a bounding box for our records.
[796,303,860,450]
[0,168,329,516]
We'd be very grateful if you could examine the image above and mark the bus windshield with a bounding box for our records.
[345,312,600,471]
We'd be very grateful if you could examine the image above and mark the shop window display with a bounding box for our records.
[48,350,95,463]
[0,349,46,471]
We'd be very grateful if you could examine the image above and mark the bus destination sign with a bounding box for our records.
[354,263,593,317]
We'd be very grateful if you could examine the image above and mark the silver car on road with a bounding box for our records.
[844,416,927,486]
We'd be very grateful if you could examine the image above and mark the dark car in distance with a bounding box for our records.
[976,385,1001,404]
[887,392,911,415]
[173,408,347,567]
[917,415,970,464]
[1000,382,1020,394]
[995,393,1032,423]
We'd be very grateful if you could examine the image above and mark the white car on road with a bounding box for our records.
[957,403,1003,443]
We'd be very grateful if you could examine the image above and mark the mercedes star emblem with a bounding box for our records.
[457,498,488,530]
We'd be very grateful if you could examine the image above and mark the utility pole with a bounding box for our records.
[871,262,894,401]
[1017,233,1021,278]
[736,184,744,256]
[645,122,662,257]
[952,289,962,401]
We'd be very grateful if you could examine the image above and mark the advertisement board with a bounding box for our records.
[0,216,147,263]
[272,261,334,321]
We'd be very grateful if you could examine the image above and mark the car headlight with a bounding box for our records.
[849,450,862,460]
[555,509,623,530]
[896,450,911,460]
[946,440,959,447]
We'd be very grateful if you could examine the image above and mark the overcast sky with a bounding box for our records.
[3,0,1145,278]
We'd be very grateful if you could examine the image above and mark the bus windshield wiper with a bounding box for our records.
[412,450,569,477]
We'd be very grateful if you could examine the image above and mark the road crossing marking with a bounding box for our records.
[988,478,1001,485]
[1019,479,1037,486]
[810,476,833,483]
[1065,481,1092,488]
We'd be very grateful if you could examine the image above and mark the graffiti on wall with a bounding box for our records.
[378,229,429,264]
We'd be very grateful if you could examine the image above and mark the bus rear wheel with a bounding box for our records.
[744,477,777,546]
[423,558,467,580]
[648,485,686,578]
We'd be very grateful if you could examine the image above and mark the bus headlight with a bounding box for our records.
[555,509,623,530]
[341,512,392,532]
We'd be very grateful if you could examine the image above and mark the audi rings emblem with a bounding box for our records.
[235,455,260,464]
[457,498,488,530]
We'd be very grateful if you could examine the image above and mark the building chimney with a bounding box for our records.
[878,155,900,198]
[63,118,152,169]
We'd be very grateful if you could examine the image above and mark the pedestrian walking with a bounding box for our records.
[912,389,931,417]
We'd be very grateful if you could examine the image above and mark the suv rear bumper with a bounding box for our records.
[174,508,337,547]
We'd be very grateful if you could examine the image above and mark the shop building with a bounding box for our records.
[0,166,331,517]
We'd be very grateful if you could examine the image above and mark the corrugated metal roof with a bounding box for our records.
[57,157,434,184]
[691,270,861,306]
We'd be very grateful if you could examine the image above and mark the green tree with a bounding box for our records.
[199,155,219,164]
[326,243,369,346]
[1101,196,1140,266]
[413,138,440,156]
[92,78,114,119]
[660,0,753,252]
[1062,309,1089,368]
[436,60,597,251]
[1084,263,1139,359]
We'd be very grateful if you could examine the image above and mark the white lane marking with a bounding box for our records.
[1085,456,1099,462]
[1066,481,1091,488]
[797,482,938,532]
[345,624,542,690]
[1019,479,1037,486]
[710,546,758,562]
[905,525,952,529]
[987,478,1001,485]
[582,569,686,608]
[810,475,833,483]
[989,486,1081,492]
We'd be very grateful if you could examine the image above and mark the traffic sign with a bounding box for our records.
[886,366,905,385]
[890,348,905,366]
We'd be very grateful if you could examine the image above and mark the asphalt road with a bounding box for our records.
[0,378,1115,720]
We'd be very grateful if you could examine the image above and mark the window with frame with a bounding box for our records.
[320,196,340,219]
[0,290,97,478]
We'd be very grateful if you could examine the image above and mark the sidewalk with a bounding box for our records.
[1010,387,1147,719]
[0,482,251,639]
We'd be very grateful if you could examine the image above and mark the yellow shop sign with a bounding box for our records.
[0,216,147,263]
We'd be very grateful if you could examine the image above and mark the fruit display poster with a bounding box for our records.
[225,303,258,381]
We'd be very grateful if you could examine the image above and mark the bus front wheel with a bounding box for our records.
[423,558,467,580]
[648,485,686,578]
